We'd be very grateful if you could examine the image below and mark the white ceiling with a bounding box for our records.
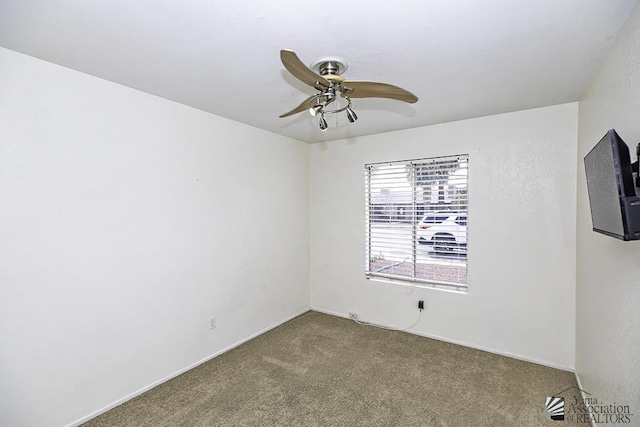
[0,1,637,143]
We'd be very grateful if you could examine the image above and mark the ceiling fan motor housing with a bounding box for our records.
[310,57,348,76]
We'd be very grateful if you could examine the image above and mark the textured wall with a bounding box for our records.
[0,47,310,427]
[310,103,578,370]
[576,1,640,420]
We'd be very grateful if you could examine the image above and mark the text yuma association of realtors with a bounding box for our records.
[566,396,633,424]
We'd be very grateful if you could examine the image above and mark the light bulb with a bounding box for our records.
[346,106,358,123]
[309,104,323,116]
[319,114,328,131]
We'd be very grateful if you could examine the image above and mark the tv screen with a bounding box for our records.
[584,129,640,240]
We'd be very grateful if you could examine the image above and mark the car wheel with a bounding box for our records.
[433,234,456,253]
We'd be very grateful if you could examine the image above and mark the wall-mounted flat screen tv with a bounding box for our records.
[584,129,640,241]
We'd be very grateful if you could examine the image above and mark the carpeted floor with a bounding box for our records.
[83,311,584,426]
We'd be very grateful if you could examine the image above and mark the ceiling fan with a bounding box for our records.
[279,49,418,131]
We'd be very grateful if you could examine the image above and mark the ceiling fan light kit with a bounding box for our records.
[279,50,418,132]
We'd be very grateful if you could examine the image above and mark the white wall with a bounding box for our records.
[576,2,640,418]
[310,103,578,369]
[0,47,310,427]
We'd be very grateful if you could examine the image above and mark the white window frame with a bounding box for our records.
[365,155,469,292]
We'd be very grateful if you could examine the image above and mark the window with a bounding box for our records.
[365,155,469,291]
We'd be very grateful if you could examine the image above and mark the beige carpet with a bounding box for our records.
[83,311,584,426]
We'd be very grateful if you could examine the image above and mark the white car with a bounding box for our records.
[417,212,467,254]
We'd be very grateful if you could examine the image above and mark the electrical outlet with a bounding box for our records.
[209,316,216,330]
[349,312,359,320]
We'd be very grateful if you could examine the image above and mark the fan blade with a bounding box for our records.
[281,50,330,90]
[279,95,315,118]
[341,81,418,103]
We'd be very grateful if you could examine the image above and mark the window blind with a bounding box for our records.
[365,155,469,291]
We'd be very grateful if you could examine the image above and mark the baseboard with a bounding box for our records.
[310,307,574,372]
[311,307,352,320]
[574,370,597,427]
[66,307,311,427]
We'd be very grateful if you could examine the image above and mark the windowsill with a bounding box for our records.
[366,275,468,294]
